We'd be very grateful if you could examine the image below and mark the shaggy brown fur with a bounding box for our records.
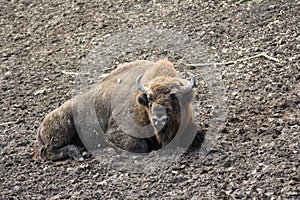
[35,60,204,161]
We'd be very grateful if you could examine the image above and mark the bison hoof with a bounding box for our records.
[59,144,84,161]
[74,156,84,161]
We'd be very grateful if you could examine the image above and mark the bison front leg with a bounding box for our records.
[34,100,84,161]
[107,129,150,153]
[191,128,206,148]
[175,122,205,148]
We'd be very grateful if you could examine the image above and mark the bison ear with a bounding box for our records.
[137,94,148,106]
[182,90,194,102]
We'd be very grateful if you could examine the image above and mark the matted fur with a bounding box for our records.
[35,60,204,161]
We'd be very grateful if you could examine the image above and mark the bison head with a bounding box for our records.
[135,73,196,146]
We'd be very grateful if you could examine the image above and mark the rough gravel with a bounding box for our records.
[1,0,299,199]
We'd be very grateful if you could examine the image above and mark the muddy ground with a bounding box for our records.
[1,0,299,199]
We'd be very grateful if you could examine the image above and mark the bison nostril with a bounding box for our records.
[161,117,169,125]
[152,116,169,127]
[152,118,159,126]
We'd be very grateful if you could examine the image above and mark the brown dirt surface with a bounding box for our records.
[1,0,299,199]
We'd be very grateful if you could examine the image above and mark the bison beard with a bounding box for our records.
[34,60,204,161]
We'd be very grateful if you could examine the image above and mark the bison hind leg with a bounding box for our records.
[37,144,84,161]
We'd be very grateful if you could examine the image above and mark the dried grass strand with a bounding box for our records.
[186,52,279,67]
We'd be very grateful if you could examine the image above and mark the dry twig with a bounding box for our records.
[0,121,18,126]
[61,70,81,75]
[186,52,279,67]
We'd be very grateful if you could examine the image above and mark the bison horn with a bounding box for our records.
[181,72,196,94]
[136,75,149,93]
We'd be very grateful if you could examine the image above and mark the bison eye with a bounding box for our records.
[147,94,153,102]
[137,93,154,107]
[146,94,154,107]
[148,101,153,107]
[137,94,148,106]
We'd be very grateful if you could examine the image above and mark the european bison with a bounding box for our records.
[34,60,204,161]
